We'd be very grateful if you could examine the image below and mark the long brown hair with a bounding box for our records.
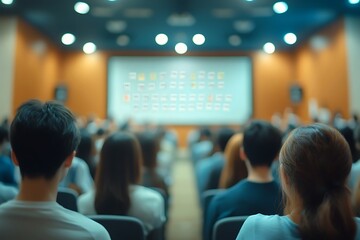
[219,133,247,188]
[94,132,142,215]
[280,123,355,239]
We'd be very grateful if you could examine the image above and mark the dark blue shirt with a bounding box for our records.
[0,155,17,187]
[204,179,283,240]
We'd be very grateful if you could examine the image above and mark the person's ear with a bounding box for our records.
[11,151,19,166]
[64,151,75,168]
[240,147,247,161]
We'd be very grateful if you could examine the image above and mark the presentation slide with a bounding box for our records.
[108,56,252,125]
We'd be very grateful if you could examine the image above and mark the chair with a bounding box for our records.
[212,216,249,240]
[89,215,146,240]
[56,187,78,211]
[202,189,225,237]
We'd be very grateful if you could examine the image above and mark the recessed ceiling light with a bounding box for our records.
[284,33,297,45]
[155,34,168,45]
[192,34,205,45]
[228,35,242,46]
[117,35,130,46]
[263,42,275,54]
[83,42,96,54]
[175,43,187,54]
[349,0,360,4]
[273,2,288,14]
[1,0,13,5]
[74,2,90,14]
[61,33,76,45]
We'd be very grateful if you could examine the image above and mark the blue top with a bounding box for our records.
[204,180,282,240]
[236,214,360,240]
[0,155,17,187]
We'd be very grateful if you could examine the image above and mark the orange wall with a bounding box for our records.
[60,51,108,118]
[295,19,349,121]
[12,20,61,113]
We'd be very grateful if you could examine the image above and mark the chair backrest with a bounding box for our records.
[88,215,145,240]
[202,189,225,237]
[212,216,249,240]
[56,187,78,211]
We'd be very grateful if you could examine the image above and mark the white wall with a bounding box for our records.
[0,17,17,120]
[345,17,360,115]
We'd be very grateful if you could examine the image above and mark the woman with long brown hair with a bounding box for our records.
[218,133,248,189]
[237,123,360,239]
[78,132,165,234]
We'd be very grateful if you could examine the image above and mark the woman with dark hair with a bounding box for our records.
[137,131,169,196]
[237,123,360,239]
[78,132,165,234]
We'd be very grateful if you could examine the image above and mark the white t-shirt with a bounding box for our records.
[78,185,166,234]
[0,200,110,240]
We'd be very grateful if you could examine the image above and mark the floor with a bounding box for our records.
[166,151,202,240]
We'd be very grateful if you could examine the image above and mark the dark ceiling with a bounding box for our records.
[0,0,359,52]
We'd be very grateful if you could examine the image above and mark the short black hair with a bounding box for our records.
[354,125,360,144]
[243,120,282,167]
[216,128,235,152]
[10,100,80,179]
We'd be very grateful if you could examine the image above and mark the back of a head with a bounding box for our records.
[10,100,80,179]
[216,128,235,152]
[281,123,355,240]
[338,125,357,162]
[76,129,93,163]
[95,131,142,215]
[137,131,159,169]
[243,120,282,167]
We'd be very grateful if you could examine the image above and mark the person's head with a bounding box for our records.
[355,125,360,152]
[76,129,94,164]
[0,125,9,146]
[242,120,282,167]
[199,127,212,141]
[219,133,247,189]
[280,123,355,239]
[10,100,80,180]
[215,128,235,152]
[337,125,357,162]
[137,131,159,170]
[95,131,142,215]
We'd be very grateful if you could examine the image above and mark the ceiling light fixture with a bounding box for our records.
[349,0,360,4]
[192,34,205,45]
[175,43,187,54]
[263,42,275,54]
[273,2,288,14]
[83,42,96,54]
[1,0,13,5]
[155,34,168,45]
[284,33,297,45]
[61,33,76,45]
[74,2,90,14]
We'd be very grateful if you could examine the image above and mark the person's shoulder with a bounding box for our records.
[131,185,163,201]
[59,206,111,239]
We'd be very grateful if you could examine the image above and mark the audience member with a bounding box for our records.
[204,120,282,240]
[218,133,247,189]
[0,126,17,186]
[0,100,110,239]
[76,129,97,178]
[138,131,169,196]
[78,132,165,235]
[237,123,360,239]
[191,127,213,164]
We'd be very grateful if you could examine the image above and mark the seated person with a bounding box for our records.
[349,125,360,192]
[0,126,17,187]
[204,120,283,240]
[78,132,165,235]
[237,123,360,239]
[0,100,110,239]
[59,156,93,195]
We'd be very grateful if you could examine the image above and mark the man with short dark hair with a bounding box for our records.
[0,100,110,240]
[204,120,283,240]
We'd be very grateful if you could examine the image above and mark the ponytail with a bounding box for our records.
[299,186,356,240]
